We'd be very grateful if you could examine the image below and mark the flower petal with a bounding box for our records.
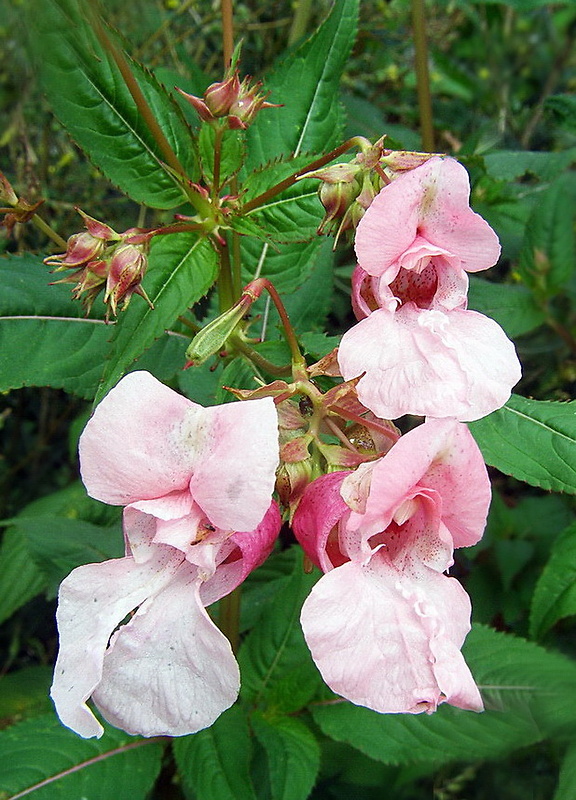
[92,569,240,737]
[300,557,482,714]
[79,372,199,506]
[356,157,500,277]
[50,551,180,738]
[190,397,279,532]
[338,305,521,421]
[292,473,351,571]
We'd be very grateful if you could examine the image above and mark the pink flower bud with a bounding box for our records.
[204,73,241,116]
[104,243,152,316]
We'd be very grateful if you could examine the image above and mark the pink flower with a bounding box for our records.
[293,418,489,715]
[338,156,521,421]
[51,371,281,738]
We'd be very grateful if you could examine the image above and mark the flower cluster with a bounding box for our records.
[51,154,521,740]
[44,210,155,317]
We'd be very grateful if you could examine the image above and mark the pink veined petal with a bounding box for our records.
[79,371,199,506]
[355,157,500,277]
[343,418,490,550]
[338,304,521,421]
[415,157,501,273]
[201,501,282,606]
[50,551,181,738]
[92,569,240,737]
[292,473,351,572]
[300,557,482,715]
[190,397,279,533]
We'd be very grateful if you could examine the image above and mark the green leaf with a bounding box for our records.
[467,276,545,338]
[0,712,164,800]
[517,174,576,296]
[251,713,320,800]
[546,94,576,131]
[246,0,359,166]
[242,237,324,297]
[0,527,47,625]
[0,253,186,398]
[238,547,322,713]
[554,743,576,800]
[469,394,576,494]
[0,666,53,724]
[28,0,197,208]
[198,124,246,186]
[95,233,217,403]
[530,521,576,639]
[483,149,576,182]
[241,156,323,243]
[311,624,576,767]
[173,705,257,800]
[13,517,123,597]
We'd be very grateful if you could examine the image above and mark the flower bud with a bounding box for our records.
[185,298,251,367]
[104,243,152,316]
[204,73,241,116]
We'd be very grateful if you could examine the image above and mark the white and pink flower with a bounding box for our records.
[51,371,281,738]
[338,156,521,421]
[293,418,489,715]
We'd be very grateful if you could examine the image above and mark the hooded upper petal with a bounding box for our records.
[80,372,280,534]
[190,398,279,532]
[355,156,500,278]
[79,371,200,505]
[338,304,521,421]
[300,557,483,714]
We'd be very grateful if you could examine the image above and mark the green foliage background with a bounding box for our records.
[1,0,576,798]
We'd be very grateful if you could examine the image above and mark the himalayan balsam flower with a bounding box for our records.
[338,156,521,421]
[51,371,280,738]
[293,417,489,714]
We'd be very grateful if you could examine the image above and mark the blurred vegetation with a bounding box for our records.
[1,1,576,797]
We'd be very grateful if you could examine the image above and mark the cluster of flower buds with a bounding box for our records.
[303,138,441,240]
[44,210,156,318]
[177,70,279,130]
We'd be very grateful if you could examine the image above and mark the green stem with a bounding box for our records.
[241,137,369,214]
[288,0,313,45]
[231,335,292,377]
[250,279,305,370]
[212,125,224,198]
[411,0,435,152]
[219,588,241,653]
[218,239,235,312]
[221,0,235,68]
[31,214,67,249]
[231,227,242,299]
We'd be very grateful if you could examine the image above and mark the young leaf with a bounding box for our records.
[238,547,322,713]
[95,233,217,403]
[517,173,576,297]
[311,624,576,767]
[530,521,576,639]
[28,0,198,208]
[246,0,359,166]
[173,705,257,800]
[467,276,545,338]
[251,713,320,800]
[469,394,576,494]
[0,712,164,800]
